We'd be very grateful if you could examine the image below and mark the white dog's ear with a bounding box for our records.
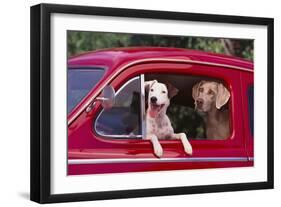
[144,80,157,91]
[165,82,179,98]
[216,83,230,109]
[192,81,205,100]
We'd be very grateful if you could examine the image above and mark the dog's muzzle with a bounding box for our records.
[196,98,203,109]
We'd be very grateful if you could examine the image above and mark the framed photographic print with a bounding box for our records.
[30,3,274,203]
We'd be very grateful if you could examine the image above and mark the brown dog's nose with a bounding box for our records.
[196,98,203,107]
[151,96,157,103]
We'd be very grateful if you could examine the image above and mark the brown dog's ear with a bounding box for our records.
[192,81,205,100]
[165,82,179,99]
[216,83,230,109]
[144,80,157,92]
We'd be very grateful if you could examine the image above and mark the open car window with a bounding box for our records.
[145,73,231,140]
[94,73,231,140]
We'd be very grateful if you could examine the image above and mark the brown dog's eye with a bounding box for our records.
[150,89,154,92]
[162,91,166,94]
[208,90,214,95]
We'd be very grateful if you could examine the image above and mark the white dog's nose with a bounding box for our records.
[150,96,157,104]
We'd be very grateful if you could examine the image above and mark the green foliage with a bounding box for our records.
[67,31,132,57]
[67,31,253,60]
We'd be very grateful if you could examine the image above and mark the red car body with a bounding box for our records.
[67,47,254,175]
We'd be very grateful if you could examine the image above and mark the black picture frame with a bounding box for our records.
[30,3,274,204]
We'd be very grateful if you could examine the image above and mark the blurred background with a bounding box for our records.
[67,31,253,60]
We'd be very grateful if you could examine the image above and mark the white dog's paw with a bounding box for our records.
[184,144,193,155]
[154,144,163,158]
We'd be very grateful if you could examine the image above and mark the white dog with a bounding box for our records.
[145,80,193,157]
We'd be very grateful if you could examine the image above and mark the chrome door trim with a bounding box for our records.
[140,74,146,139]
[68,157,254,165]
[248,157,254,161]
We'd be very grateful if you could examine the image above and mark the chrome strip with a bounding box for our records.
[68,157,254,165]
[94,76,142,138]
[140,74,146,139]
[248,157,254,161]
[94,134,142,139]
[69,58,253,125]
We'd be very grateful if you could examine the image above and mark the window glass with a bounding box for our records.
[95,76,142,137]
[248,85,254,136]
[145,74,231,140]
[67,68,104,114]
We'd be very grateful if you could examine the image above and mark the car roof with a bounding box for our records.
[68,47,253,72]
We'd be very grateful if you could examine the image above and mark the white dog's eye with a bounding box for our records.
[150,88,154,92]
[162,91,166,94]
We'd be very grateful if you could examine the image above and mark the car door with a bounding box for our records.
[68,61,252,174]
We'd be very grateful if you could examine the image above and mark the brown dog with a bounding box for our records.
[192,81,230,140]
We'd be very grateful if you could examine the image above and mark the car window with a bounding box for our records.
[94,73,231,140]
[145,73,231,140]
[67,68,104,114]
[95,76,142,138]
[248,85,254,136]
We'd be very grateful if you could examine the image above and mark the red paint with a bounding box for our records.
[67,47,254,175]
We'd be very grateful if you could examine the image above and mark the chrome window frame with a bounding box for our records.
[140,74,146,138]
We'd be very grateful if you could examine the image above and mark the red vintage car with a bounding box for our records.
[67,47,253,175]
